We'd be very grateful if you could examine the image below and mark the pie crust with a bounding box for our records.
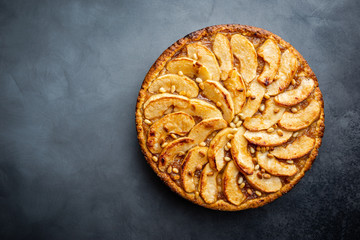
[136,24,325,211]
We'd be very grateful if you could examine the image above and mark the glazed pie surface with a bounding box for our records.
[136,25,324,211]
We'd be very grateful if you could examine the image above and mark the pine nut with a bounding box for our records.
[144,119,152,125]
[267,127,274,133]
[171,85,176,93]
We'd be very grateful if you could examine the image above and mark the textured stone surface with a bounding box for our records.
[0,0,359,239]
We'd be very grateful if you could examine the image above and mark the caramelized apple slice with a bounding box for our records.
[245,169,282,193]
[158,137,195,172]
[257,39,281,86]
[223,69,246,114]
[230,34,258,83]
[175,99,222,120]
[149,74,199,98]
[257,152,297,176]
[187,42,221,81]
[230,126,254,174]
[278,99,321,131]
[213,33,233,80]
[181,146,208,193]
[267,49,299,96]
[147,112,195,153]
[208,128,233,171]
[243,98,285,131]
[223,161,246,205]
[188,118,228,144]
[202,80,235,122]
[200,163,218,204]
[271,135,315,159]
[275,78,315,106]
[143,93,189,119]
[166,57,211,80]
[240,80,266,119]
[244,129,293,147]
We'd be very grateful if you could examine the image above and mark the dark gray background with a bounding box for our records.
[0,0,359,239]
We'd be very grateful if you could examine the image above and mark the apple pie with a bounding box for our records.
[136,25,324,211]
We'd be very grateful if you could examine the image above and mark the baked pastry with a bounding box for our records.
[136,24,324,211]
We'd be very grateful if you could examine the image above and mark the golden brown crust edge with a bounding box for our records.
[135,24,325,211]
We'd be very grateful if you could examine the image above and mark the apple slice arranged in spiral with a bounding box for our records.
[230,126,254,175]
[243,98,285,131]
[213,33,233,80]
[147,112,195,154]
[188,118,228,143]
[158,137,195,172]
[244,129,293,147]
[271,135,315,159]
[245,169,282,193]
[143,93,189,119]
[181,146,208,193]
[240,80,266,119]
[187,42,221,81]
[223,69,247,114]
[231,34,258,83]
[278,99,321,131]
[257,39,281,86]
[175,99,223,120]
[208,128,233,171]
[166,57,211,80]
[275,78,315,106]
[267,49,299,96]
[200,163,218,204]
[149,74,199,98]
[223,161,246,205]
[158,118,226,172]
[257,152,297,177]
[202,80,235,123]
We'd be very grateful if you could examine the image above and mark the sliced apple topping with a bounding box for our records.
[181,146,208,193]
[200,163,218,204]
[149,74,199,98]
[147,112,195,154]
[143,93,189,120]
[244,129,293,147]
[230,126,254,175]
[213,33,233,80]
[187,42,221,81]
[230,34,258,83]
[202,80,234,122]
[240,80,266,119]
[271,135,315,159]
[166,57,211,80]
[278,99,321,131]
[274,78,315,106]
[223,161,246,205]
[243,98,285,131]
[245,169,282,193]
[188,118,228,144]
[158,137,195,172]
[175,99,223,120]
[257,39,281,86]
[223,69,246,114]
[257,152,297,177]
[208,128,233,171]
[266,49,299,96]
